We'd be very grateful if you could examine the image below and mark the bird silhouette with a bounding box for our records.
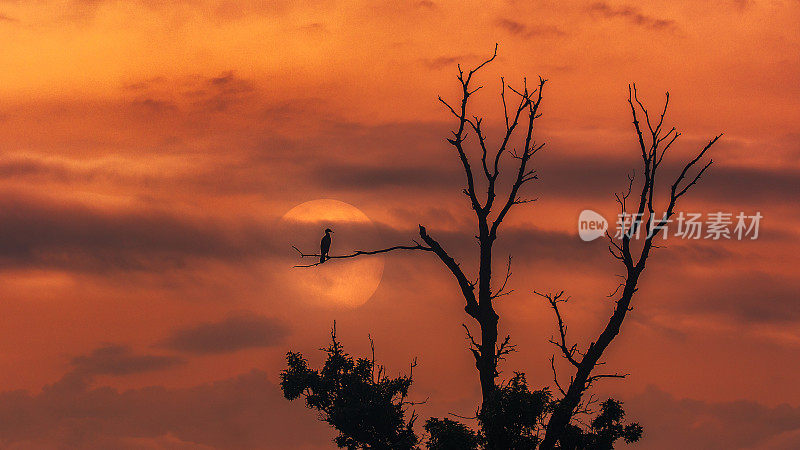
[320,228,333,263]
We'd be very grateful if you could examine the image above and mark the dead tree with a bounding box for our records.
[536,85,721,449]
[293,45,546,448]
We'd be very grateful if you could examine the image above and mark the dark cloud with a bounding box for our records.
[160,313,289,354]
[420,55,467,70]
[71,345,184,377]
[0,370,331,449]
[200,71,256,112]
[2,365,795,449]
[126,71,256,114]
[0,151,776,279]
[625,385,800,449]
[587,2,675,30]
[130,98,179,114]
[374,221,734,273]
[496,19,566,38]
[313,162,461,190]
[389,206,460,228]
[303,143,800,209]
[0,90,701,208]
[536,154,800,206]
[689,164,800,205]
[300,22,325,32]
[670,272,800,325]
[0,191,282,273]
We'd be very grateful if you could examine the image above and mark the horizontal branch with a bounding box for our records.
[586,372,629,387]
[292,244,432,268]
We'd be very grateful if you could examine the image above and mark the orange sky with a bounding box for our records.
[1,0,799,448]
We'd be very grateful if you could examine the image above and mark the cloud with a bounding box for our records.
[625,386,800,449]
[200,71,256,112]
[70,345,185,377]
[0,145,780,283]
[420,55,467,70]
[125,71,256,114]
[63,0,317,23]
[313,162,461,190]
[496,18,566,38]
[0,190,282,273]
[666,272,800,325]
[303,142,800,212]
[44,345,186,395]
[160,313,290,354]
[534,153,800,206]
[587,2,675,30]
[0,369,331,449]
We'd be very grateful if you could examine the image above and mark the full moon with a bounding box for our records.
[280,199,384,308]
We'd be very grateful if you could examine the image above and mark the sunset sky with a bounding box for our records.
[1,0,799,448]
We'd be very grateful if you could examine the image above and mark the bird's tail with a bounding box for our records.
[320,255,326,264]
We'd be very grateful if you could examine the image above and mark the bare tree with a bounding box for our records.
[292,49,720,447]
[293,44,546,448]
[536,85,721,449]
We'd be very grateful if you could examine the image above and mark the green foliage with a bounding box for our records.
[280,329,418,450]
[424,418,481,450]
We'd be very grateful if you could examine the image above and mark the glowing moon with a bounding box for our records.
[280,199,384,308]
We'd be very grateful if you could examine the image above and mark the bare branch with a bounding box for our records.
[536,290,581,368]
[550,355,567,397]
[418,225,479,317]
[490,78,547,238]
[670,135,720,203]
[540,86,721,449]
[369,333,376,382]
[491,255,514,299]
[573,393,600,418]
[462,323,481,362]
[292,243,433,268]
[496,335,516,359]
[586,372,629,387]
[438,48,503,214]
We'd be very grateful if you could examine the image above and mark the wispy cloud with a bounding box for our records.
[70,344,184,377]
[496,18,566,38]
[626,386,800,448]
[160,313,289,354]
[0,369,329,448]
[588,2,675,30]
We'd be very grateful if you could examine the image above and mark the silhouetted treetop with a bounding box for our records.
[280,325,418,450]
[282,326,643,449]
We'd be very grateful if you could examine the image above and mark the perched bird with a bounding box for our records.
[320,228,333,263]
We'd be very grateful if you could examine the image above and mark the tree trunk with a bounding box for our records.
[477,237,502,449]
